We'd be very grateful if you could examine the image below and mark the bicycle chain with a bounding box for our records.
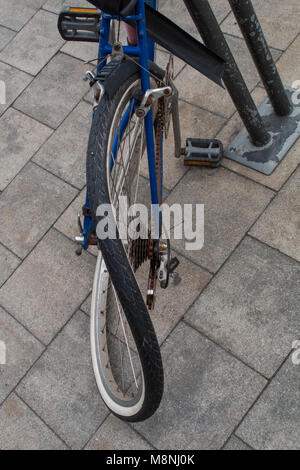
[155,97,165,205]
[129,93,165,309]
[146,96,165,309]
[148,96,164,260]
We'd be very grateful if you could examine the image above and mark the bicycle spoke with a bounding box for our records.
[112,284,138,389]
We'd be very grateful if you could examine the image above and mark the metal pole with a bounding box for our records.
[228,0,292,117]
[183,0,271,147]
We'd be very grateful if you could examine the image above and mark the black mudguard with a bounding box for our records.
[144,5,225,87]
[101,59,165,99]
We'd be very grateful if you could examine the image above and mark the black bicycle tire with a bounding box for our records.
[87,73,164,422]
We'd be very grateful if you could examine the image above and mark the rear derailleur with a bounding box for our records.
[147,238,180,310]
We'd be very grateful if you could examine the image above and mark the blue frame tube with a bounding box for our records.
[84,0,160,248]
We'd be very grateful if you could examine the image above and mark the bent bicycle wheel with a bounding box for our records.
[87,73,164,421]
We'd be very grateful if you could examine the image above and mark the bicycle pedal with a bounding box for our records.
[58,7,101,42]
[183,138,224,167]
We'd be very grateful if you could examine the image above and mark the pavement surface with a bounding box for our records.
[0,0,299,450]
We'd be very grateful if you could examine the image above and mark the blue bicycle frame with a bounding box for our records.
[82,0,160,250]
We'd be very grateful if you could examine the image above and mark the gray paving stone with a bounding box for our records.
[134,321,266,450]
[0,26,16,52]
[0,61,33,117]
[174,35,280,119]
[0,163,77,258]
[186,237,300,378]
[0,393,66,450]
[159,0,198,39]
[136,253,211,345]
[14,53,89,129]
[165,167,274,273]
[224,138,300,192]
[0,0,45,31]
[236,359,300,450]
[85,414,153,450]
[0,229,95,344]
[33,101,92,189]
[159,0,230,40]
[223,435,252,451]
[250,167,300,262]
[0,244,20,288]
[221,0,300,51]
[0,108,52,190]
[55,188,86,241]
[43,0,92,14]
[80,293,91,315]
[277,35,300,88]
[0,306,44,403]
[61,41,100,63]
[140,99,226,191]
[0,10,64,76]
[17,310,108,449]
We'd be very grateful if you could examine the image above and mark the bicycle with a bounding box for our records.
[58,0,225,422]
